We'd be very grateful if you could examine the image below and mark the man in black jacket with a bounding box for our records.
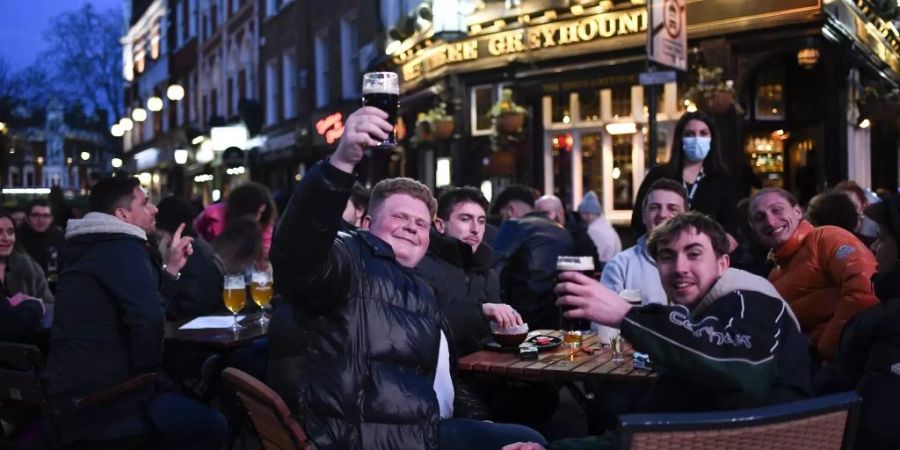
[45,177,226,448]
[491,186,573,330]
[270,107,545,450]
[419,187,521,356]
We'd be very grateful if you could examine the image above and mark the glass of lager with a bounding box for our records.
[361,72,399,149]
[251,266,273,326]
[557,256,595,350]
[223,274,246,332]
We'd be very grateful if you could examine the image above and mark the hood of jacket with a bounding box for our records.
[64,212,147,241]
[695,267,800,330]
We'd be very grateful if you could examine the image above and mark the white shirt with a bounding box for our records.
[587,217,622,263]
[433,331,455,419]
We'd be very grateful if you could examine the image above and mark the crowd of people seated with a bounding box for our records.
[1,106,898,450]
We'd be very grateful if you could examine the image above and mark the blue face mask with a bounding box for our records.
[682,137,711,162]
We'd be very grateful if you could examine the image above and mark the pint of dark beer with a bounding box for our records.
[361,72,399,149]
[557,256,595,336]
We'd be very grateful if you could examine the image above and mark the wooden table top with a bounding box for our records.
[458,330,656,382]
[165,313,268,350]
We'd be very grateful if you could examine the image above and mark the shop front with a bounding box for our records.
[386,0,900,223]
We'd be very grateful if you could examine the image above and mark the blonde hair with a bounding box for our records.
[368,177,437,219]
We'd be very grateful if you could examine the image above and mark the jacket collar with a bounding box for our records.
[692,268,801,330]
[64,212,147,241]
[426,229,493,270]
[357,230,396,260]
[770,220,814,266]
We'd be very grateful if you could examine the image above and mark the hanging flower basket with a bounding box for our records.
[706,90,736,115]
[489,150,516,175]
[495,111,525,134]
[685,66,744,115]
[432,118,455,139]
[489,88,528,136]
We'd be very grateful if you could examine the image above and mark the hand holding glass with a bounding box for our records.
[361,72,399,149]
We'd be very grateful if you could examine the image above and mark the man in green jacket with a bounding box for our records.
[504,212,811,450]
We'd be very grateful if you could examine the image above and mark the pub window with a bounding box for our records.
[314,30,330,108]
[581,133,604,196]
[552,133,573,204]
[755,66,785,121]
[550,92,570,124]
[612,135,634,210]
[611,86,631,119]
[470,85,494,135]
[643,128,669,166]
[340,12,360,100]
[265,60,279,125]
[579,90,600,122]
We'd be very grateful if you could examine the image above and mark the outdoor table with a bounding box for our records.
[165,313,269,350]
[458,330,656,383]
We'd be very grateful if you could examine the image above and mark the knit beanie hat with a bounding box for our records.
[578,191,602,215]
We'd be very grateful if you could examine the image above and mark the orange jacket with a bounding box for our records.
[768,220,878,361]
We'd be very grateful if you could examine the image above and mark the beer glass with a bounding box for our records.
[251,267,273,326]
[223,274,246,332]
[557,256,595,350]
[361,72,399,149]
[611,289,641,362]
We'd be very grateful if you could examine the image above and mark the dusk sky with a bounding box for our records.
[0,0,123,71]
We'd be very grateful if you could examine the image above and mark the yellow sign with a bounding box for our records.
[395,8,648,84]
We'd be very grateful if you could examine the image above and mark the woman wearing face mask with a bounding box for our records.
[631,111,737,237]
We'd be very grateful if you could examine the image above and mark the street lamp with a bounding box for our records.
[80,151,91,161]
[110,124,124,137]
[118,118,134,131]
[147,96,164,112]
[111,157,123,168]
[132,107,148,122]
[0,122,7,133]
[167,84,185,101]
[174,149,189,164]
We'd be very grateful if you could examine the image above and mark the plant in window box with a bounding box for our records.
[411,112,434,146]
[489,88,527,134]
[685,66,744,115]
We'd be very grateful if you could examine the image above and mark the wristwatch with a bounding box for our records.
[162,264,182,281]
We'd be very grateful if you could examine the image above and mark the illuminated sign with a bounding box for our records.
[315,112,345,145]
[394,8,648,84]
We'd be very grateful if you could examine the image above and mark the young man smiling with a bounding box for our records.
[748,188,878,361]
[505,212,810,450]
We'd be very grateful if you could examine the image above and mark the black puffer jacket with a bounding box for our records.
[270,161,479,450]
[491,212,573,330]
[418,231,500,356]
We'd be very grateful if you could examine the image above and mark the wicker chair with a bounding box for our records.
[619,392,862,450]
[222,367,315,450]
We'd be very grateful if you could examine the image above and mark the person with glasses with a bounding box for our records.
[16,198,65,288]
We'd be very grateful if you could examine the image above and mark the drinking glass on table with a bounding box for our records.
[223,274,247,332]
[250,266,273,326]
[611,289,642,362]
[361,72,399,149]
[557,256,596,351]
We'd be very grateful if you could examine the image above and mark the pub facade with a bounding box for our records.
[384,0,900,223]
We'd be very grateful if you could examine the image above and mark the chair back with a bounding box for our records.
[222,367,314,450]
[619,392,862,450]
[0,342,47,407]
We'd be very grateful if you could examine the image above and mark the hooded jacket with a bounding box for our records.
[270,161,482,450]
[44,213,164,442]
[548,268,811,450]
[491,212,573,330]
[623,268,809,412]
[600,235,667,306]
[418,231,501,356]
[769,220,879,360]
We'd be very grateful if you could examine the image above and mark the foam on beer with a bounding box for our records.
[556,256,594,271]
[361,84,399,95]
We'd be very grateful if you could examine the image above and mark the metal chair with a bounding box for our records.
[222,366,315,450]
[0,341,156,449]
[619,392,862,450]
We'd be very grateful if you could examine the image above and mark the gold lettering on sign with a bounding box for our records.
[397,8,647,83]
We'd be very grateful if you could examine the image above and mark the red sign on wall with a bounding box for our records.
[315,112,345,145]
